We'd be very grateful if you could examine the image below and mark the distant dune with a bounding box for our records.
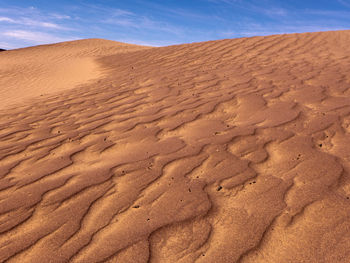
[0,49,5,52]
[1,30,350,262]
[0,39,150,109]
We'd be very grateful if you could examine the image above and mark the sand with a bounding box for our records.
[0,39,149,109]
[1,30,350,262]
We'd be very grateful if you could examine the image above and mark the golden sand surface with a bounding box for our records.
[1,30,350,262]
[0,39,149,109]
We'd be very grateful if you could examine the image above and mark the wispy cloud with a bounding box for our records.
[209,0,349,39]
[207,0,289,19]
[50,13,71,20]
[260,7,288,17]
[112,8,135,17]
[301,9,350,18]
[104,16,184,35]
[2,30,74,44]
[206,0,240,4]
[25,19,67,29]
[84,4,185,35]
[0,16,15,22]
[26,18,65,29]
[0,6,72,30]
[145,2,221,22]
[0,1,349,49]
[338,0,350,8]
[0,6,77,48]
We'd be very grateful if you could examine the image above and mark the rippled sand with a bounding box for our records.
[1,30,350,262]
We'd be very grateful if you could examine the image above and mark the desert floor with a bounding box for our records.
[1,30,350,262]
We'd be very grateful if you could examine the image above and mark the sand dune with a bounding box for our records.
[1,30,350,262]
[0,39,149,109]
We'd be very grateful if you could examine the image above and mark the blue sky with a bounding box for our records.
[0,0,350,49]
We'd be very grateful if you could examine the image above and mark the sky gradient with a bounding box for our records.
[1,0,350,49]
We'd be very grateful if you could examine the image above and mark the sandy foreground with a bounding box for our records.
[1,30,350,262]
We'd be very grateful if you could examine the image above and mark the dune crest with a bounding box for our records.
[1,30,350,262]
[0,39,150,109]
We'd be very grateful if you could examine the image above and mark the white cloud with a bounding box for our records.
[51,14,71,20]
[0,7,75,48]
[21,18,66,29]
[2,30,73,44]
[0,16,15,22]
[0,6,70,30]
[40,22,62,28]
[0,16,67,29]
[112,8,135,17]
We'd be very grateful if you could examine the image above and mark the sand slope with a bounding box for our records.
[0,39,149,109]
[1,30,350,262]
